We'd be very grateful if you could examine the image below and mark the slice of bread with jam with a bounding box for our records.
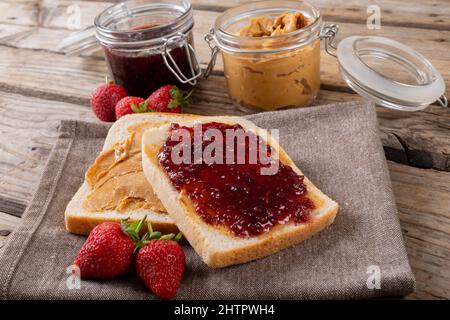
[141,116,339,268]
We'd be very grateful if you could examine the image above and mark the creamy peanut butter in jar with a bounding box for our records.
[205,1,325,112]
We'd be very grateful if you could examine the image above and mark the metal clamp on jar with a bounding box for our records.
[203,0,447,113]
[204,0,327,112]
[58,0,202,98]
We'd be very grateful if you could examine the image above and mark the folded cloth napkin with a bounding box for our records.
[0,101,415,299]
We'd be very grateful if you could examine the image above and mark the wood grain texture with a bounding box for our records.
[0,41,448,169]
[389,161,450,299]
[192,0,450,30]
[0,211,21,238]
[0,0,449,300]
[10,0,448,30]
[1,3,449,94]
[0,91,97,204]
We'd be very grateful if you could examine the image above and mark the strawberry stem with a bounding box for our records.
[147,222,153,234]
[121,219,183,251]
[120,215,147,244]
[131,101,149,113]
[174,232,183,242]
[105,75,114,85]
[168,86,193,112]
[149,231,162,240]
[160,233,175,240]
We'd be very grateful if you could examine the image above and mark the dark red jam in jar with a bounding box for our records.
[94,0,200,98]
[158,122,315,238]
[103,44,193,98]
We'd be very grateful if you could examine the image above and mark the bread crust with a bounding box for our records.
[65,212,179,236]
[141,116,339,268]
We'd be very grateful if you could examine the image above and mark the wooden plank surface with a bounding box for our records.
[0,14,449,169]
[390,162,450,299]
[0,0,449,300]
[2,0,450,30]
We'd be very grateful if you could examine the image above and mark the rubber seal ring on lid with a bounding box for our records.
[337,36,446,111]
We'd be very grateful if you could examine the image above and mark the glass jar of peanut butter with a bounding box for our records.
[204,0,335,112]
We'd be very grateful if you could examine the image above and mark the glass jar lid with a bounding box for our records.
[210,0,322,54]
[57,0,201,85]
[94,0,193,49]
[337,36,447,111]
[57,0,193,55]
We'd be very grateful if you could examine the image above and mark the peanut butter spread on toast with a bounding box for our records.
[83,121,167,213]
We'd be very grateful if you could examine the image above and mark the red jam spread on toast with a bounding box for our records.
[158,122,314,237]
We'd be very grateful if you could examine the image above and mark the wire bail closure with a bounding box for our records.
[320,24,339,58]
[437,95,448,108]
[203,28,220,79]
[162,32,202,85]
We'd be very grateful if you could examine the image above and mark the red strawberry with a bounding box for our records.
[90,82,127,122]
[146,85,192,113]
[136,240,185,299]
[135,225,185,299]
[115,96,149,120]
[74,218,145,279]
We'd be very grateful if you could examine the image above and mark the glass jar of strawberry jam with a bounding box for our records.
[94,0,201,98]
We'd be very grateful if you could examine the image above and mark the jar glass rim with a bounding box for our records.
[213,0,322,53]
[94,0,193,47]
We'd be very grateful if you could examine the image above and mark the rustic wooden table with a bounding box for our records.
[0,0,449,299]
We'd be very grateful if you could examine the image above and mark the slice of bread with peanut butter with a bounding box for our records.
[64,112,201,236]
[141,116,339,268]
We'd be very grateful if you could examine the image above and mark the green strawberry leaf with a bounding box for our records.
[149,231,162,240]
[167,100,179,109]
[131,221,182,250]
[130,102,140,113]
[169,86,179,99]
[121,216,147,243]
[169,88,193,112]
[139,101,148,112]
[183,89,193,100]
[160,233,175,240]
[174,232,183,242]
[131,101,149,113]
[134,217,145,233]
[127,230,140,242]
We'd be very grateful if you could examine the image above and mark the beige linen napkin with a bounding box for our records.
[0,101,415,299]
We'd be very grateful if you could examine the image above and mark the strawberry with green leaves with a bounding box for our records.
[73,218,145,279]
[115,96,149,120]
[146,85,192,113]
[73,216,186,299]
[135,223,185,300]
